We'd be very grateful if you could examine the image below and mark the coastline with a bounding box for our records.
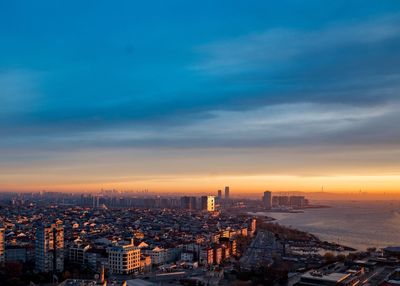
[247,210,357,253]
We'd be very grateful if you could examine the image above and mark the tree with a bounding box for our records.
[324,252,336,264]
[62,270,72,281]
[336,254,346,262]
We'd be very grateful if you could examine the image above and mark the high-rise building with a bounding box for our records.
[249,218,257,233]
[217,190,222,199]
[180,196,197,210]
[92,195,100,208]
[201,196,215,212]
[213,247,222,264]
[224,186,230,200]
[272,195,290,207]
[263,191,272,209]
[107,239,141,275]
[199,248,213,266]
[289,196,307,208]
[35,221,64,273]
[0,227,5,264]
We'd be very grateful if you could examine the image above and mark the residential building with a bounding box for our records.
[6,246,28,263]
[144,246,169,266]
[140,255,152,273]
[69,243,90,265]
[35,221,64,273]
[200,248,213,266]
[289,196,308,208]
[249,218,257,234]
[181,252,194,262]
[213,247,222,265]
[107,240,141,275]
[263,191,272,209]
[0,227,4,264]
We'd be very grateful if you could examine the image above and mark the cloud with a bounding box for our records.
[0,69,42,116]
[2,101,397,152]
[0,10,399,158]
[193,14,400,76]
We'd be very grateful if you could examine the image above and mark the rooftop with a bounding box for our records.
[301,271,350,283]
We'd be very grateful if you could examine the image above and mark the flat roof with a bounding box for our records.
[301,271,350,282]
[385,247,400,253]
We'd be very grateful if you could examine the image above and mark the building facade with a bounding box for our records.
[201,196,215,212]
[69,243,90,265]
[6,246,28,263]
[35,221,64,273]
[107,241,141,275]
[224,186,230,200]
[0,227,5,264]
[263,191,272,209]
[180,196,197,210]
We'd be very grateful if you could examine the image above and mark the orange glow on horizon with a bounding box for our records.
[1,174,400,197]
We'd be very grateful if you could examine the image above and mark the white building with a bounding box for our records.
[145,247,168,266]
[201,196,215,212]
[107,240,141,275]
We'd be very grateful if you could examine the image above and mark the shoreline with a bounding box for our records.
[247,210,357,253]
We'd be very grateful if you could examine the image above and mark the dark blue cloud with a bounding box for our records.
[0,0,399,151]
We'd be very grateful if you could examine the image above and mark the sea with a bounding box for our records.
[251,200,400,251]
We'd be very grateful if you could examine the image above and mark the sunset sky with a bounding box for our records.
[1,1,400,194]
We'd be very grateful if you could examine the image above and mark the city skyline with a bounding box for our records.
[1,1,400,194]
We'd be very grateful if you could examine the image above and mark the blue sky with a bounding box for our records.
[1,1,400,192]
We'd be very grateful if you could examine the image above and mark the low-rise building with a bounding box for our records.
[296,270,361,286]
[69,243,90,265]
[181,252,194,262]
[144,246,168,266]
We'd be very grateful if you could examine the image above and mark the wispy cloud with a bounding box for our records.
[192,14,400,75]
[0,69,42,116]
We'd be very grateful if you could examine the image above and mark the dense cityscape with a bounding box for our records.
[0,189,398,285]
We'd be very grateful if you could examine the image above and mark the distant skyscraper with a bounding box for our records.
[217,190,222,199]
[0,227,4,264]
[180,196,197,210]
[263,191,272,209]
[92,195,100,208]
[201,196,215,212]
[224,186,230,200]
[35,221,64,273]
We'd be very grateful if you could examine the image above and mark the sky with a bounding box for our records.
[1,1,400,194]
